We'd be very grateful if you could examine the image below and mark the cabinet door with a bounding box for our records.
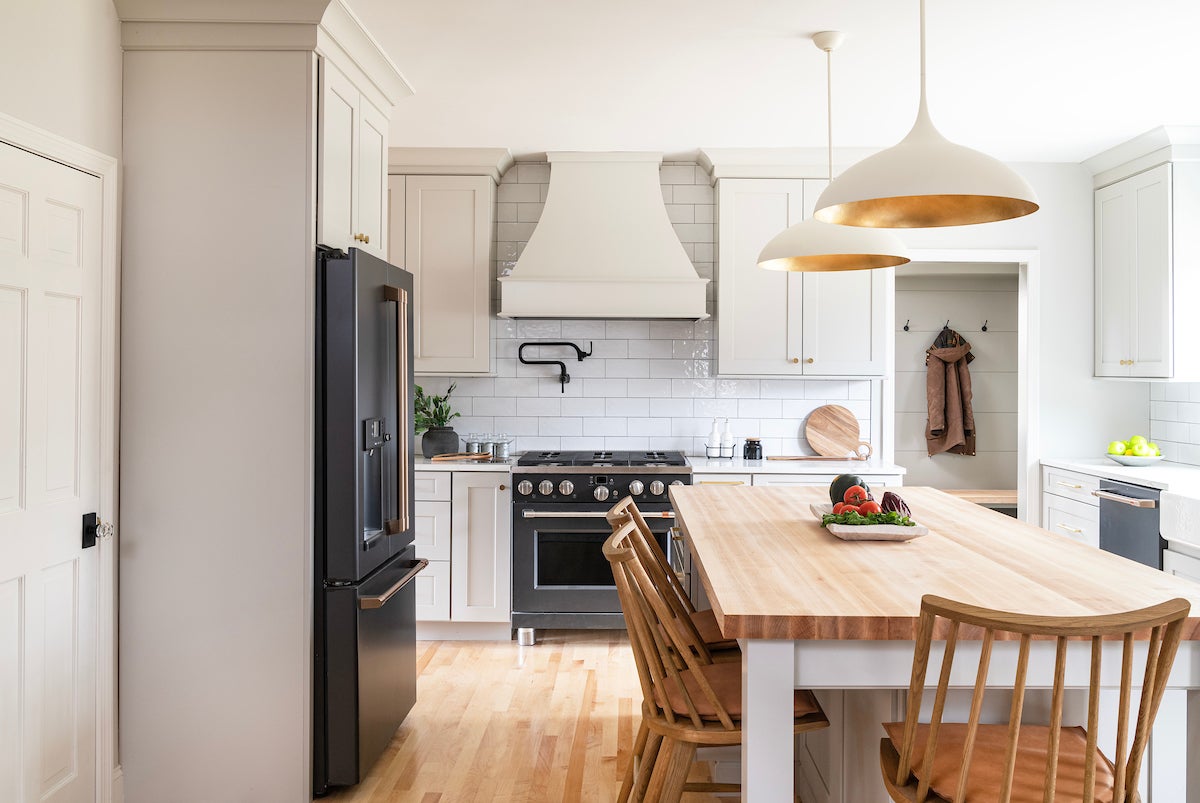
[356,94,388,257]
[414,500,451,561]
[404,175,494,374]
[1129,164,1172,377]
[450,473,512,622]
[414,560,451,621]
[1164,549,1200,584]
[317,59,357,252]
[801,269,888,375]
[716,179,805,376]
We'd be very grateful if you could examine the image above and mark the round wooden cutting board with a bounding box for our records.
[804,404,873,458]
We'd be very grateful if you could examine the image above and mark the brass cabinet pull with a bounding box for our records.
[1091,490,1156,509]
[1056,523,1084,534]
[697,480,744,485]
[353,233,371,244]
[1055,481,1083,490]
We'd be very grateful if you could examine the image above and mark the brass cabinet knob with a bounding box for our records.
[806,357,815,364]
[499,484,507,491]
[790,357,800,364]
[362,233,370,244]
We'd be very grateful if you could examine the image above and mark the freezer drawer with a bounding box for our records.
[316,547,426,792]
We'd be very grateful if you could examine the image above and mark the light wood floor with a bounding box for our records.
[321,630,727,803]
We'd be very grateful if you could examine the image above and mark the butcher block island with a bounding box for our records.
[670,485,1200,803]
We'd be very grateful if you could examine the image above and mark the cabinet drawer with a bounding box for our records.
[414,500,451,561]
[415,470,451,501]
[752,473,838,487]
[1164,549,1200,585]
[1042,467,1100,506]
[415,559,450,621]
[693,474,753,486]
[1042,494,1100,549]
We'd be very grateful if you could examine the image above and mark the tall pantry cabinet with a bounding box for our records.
[117,2,411,800]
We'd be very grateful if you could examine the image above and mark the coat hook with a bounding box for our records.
[944,320,951,329]
[903,319,910,332]
[981,319,988,332]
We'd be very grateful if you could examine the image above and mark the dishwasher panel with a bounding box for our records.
[1096,479,1163,570]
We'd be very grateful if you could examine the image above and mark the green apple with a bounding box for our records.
[1129,435,1148,446]
[1148,442,1162,456]
[1132,442,1155,457]
[1107,440,1127,455]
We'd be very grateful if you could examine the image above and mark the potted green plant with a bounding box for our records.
[415,382,462,458]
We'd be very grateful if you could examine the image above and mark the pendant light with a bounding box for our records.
[812,0,1039,228]
[757,31,910,272]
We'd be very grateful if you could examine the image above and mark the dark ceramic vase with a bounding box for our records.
[421,427,459,458]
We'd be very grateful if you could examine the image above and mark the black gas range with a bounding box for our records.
[511,451,692,641]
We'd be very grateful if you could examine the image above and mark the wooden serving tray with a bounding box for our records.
[809,503,928,542]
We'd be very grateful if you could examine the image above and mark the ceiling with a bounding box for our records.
[350,0,1200,164]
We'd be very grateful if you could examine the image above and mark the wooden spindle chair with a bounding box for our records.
[880,594,1191,803]
[605,521,829,803]
[606,496,739,656]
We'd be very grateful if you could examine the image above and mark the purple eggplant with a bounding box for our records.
[880,491,911,517]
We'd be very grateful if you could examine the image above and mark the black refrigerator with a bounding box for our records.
[314,246,425,795]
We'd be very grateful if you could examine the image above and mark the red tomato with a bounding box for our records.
[843,485,869,505]
[840,504,860,515]
[859,500,882,515]
[832,502,845,514]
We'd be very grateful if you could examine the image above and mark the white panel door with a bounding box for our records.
[356,94,388,257]
[317,59,357,252]
[0,142,100,803]
[450,473,511,623]
[801,269,887,376]
[1129,165,1171,377]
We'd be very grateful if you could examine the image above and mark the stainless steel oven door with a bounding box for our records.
[511,503,672,628]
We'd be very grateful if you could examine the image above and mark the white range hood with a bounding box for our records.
[498,152,709,319]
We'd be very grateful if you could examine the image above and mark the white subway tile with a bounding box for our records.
[1151,401,1180,420]
[659,165,696,185]
[562,320,607,339]
[628,340,674,359]
[693,242,715,263]
[495,202,517,223]
[583,378,628,397]
[672,340,711,360]
[496,183,540,203]
[1175,443,1200,466]
[693,398,738,417]
[672,378,715,398]
[626,379,673,397]
[693,319,713,340]
[516,202,545,223]
[517,320,562,339]
[589,339,629,359]
[600,398,645,417]
[1178,402,1200,424]
[841,400,871,418]
[781,399,822,418]
[471,396,517,416]
[515,436,562,452]
[497,222,537,242]
[673,223,714,243]
[559,437,594,451]
[495,340,520,359]
[666,204,695,224]
[649,320,694,339]
[760,418,802,438]
[447,377,495,396]
[1165,384,1191,402]
[606,320,650,340]
[652,398,694,417]
[673,184,714,204]
[540,184,550,202]
[715,379,760,399]
[803,380,849,399]
[541,379,582,397]
[672,418,711,437]
[540,417,582,436]
[1191,424,1200,443]
[604,436,651,450]
[584,417,627,436]
[1191,384,1200,403]
[493,416,540,436]
[606,359,650,378]
[848,381,873,400]
[694,204,714,224]
[517,163,550,183]
[452,416,493,435]
[758,379,803,399]
[628,417,673,436]
[493,378,541,397]
[561,398,606,417]
[727,419,761,437]
[518,397,562,416]
[739,399,782,418]
[496,242,519,262]
[652,359,711,378]
[661,184,672,204]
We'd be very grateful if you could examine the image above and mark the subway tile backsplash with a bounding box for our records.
[416,160,875,457]
[1150,383,1200,466]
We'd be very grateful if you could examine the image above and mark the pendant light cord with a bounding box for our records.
[918,0,928,118]
[826,47,833,182]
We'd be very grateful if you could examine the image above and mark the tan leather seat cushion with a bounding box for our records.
[692,609,739,651]
[658,661,821,722]
[883,722,1117,803]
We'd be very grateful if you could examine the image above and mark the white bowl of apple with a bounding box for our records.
[1106,436,1163,466]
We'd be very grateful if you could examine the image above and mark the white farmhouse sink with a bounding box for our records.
[1161,491,1200,551]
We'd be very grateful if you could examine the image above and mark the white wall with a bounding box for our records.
[0,0,122,157]
[891,163,1149,463]
[895,274,1018,488]
[1150,383,1200,465]
[120,49,315,802]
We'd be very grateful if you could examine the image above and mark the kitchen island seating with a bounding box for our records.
[881,594,1191,803]
[606,497,739,655]
[604,520,830,803]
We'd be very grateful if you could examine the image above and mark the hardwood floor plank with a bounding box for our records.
[320,631,726,803]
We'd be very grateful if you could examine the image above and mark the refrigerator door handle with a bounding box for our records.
[384,283,411,534]
[359,559,429,610]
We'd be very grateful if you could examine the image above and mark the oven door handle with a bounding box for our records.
[521,510,675,519]
[1091,490,1156,509]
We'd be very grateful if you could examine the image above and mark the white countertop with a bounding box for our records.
[415,457,514,472]
[688,457,906,475]
[1041,457,1200,495]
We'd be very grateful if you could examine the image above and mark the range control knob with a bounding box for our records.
[517,480,533,496]
[538,480,555,496]
[558,480,575,496]
[593,486,611,502]
[670,480,684,487]
[649,480,665,496]
[628,480,644,496]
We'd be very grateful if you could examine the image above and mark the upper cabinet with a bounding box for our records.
[1088,130,1200,380]
[715,178,889,378]
[318,58,389,257]
[388,149,511,376]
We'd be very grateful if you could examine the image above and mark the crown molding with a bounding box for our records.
[1084,126,1200,188]
[388,148,514,182]
[697,147,879,185]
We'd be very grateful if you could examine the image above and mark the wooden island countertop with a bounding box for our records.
[670,485,1200,641]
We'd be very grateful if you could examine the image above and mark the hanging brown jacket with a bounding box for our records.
[925,329,976,456]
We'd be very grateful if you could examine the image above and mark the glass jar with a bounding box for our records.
[743,437,763,460]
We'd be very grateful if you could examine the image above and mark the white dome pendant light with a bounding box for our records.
[758,31,910,272]
[812,0,1039,228]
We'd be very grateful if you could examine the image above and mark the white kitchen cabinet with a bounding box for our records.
[716,178,889,378]
[692,474,753,486]
[414,560,451,621]
[450,472,512,623]
[318,58,388,257]
[388,173,495,374]
[1040,465,1100,546]
[414,500,451,561]
[1094,161,1200,379]
[1164,549,1200,585]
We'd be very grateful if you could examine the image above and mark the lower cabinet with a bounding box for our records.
[1164,548,1200,584]
[1040,466,1100,548]
[414,470,511,623]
